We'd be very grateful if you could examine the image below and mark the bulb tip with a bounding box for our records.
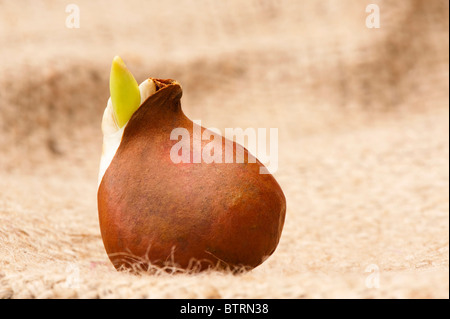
[109,55,141,128]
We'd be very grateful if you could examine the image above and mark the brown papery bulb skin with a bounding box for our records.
[98,79,286,272]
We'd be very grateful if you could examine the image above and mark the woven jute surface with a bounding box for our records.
[0,0,448,298]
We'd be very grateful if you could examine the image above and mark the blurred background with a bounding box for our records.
[0,0,447,173]
[0,0,448,298]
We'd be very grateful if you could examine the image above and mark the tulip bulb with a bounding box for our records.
[98,56,286,272]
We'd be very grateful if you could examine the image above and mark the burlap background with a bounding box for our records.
[0,0,448,298]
